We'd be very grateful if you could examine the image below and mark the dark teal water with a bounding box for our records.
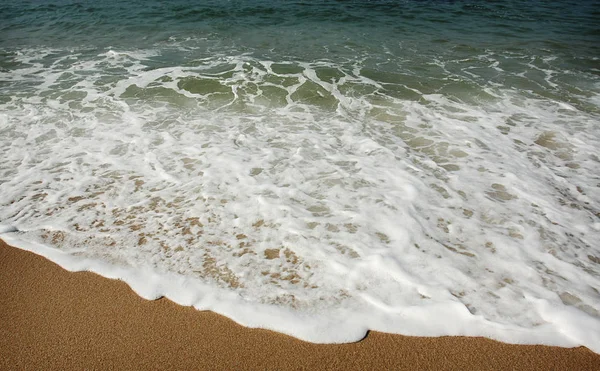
[2,1,599,57]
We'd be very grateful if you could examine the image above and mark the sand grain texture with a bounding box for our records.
[1,240,599,370]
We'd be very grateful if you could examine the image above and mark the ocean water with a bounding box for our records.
[1,0,600,350]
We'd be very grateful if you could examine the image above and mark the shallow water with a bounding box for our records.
[1,0,600,350]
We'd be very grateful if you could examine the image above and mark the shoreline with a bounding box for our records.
[1,239,599,370]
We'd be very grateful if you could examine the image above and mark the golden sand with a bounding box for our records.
[1,239,598,370]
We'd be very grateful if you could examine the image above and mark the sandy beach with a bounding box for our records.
[1,239,598,370]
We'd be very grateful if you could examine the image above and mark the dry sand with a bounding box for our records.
[1,239,599,370]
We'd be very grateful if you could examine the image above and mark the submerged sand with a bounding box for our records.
[1,239,598,370]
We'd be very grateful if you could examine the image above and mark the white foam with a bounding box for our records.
[1,47,600,352]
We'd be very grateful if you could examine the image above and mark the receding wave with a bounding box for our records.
[1,0,600,351]
[1,44,599,348]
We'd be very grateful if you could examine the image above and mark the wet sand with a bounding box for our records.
[1,239,598,370]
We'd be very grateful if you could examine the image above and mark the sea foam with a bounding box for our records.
[1,46,599,352]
